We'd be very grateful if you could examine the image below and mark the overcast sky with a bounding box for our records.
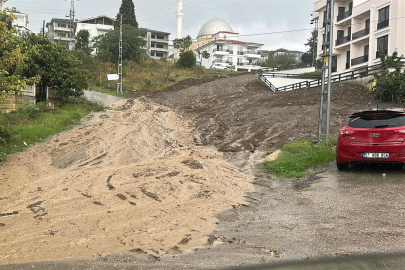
[4,0,315,52]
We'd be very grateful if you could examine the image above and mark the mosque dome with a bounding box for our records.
[197,18,233,38]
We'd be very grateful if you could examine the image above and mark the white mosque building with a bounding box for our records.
[190,18,264,69]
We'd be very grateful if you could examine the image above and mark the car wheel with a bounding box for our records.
[337,162,349,171]
[224,68,228,71]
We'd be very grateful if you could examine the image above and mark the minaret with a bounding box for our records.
[176,0,183,39]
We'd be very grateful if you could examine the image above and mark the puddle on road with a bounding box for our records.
[83,90,123,108]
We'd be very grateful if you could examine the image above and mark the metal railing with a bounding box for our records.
[352,28,369,40]
[351,55,369,66]
[213,48,226,52]
[336,35,350,46]
[337,9,352,22]
[226,50,234,54]
[377,20,389,30]
[258,62,405,92]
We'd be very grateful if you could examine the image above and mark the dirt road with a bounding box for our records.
[1,74,405,269]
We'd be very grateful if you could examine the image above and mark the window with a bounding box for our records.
[157,35,164,40]
[377,6,389,30]
[376,35,388,58]
[227,57,233,64]
[156,44,164,48]
[155,52,164,57]
[227,46,233,54]
[151,34,156,39]
[58,23,67,28]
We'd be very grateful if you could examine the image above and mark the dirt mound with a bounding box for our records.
[0,98,253,265]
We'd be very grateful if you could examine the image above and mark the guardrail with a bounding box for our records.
[259,62,405,92]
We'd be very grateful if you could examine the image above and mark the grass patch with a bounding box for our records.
[0,99,104,162]
[264,140,336,178]
[86,60,242,94]
[300,70,322,80]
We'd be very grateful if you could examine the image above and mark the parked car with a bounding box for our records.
[211,63,229,70]
[336,108,405,170]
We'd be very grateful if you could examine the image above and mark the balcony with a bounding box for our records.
[376,49,388,58]
[336,35,350,46]
[352,28,369,40]
[213,48,229,56]
[237,51,244,55]
[351,55,369,66]
[377,20,389,30]
[337,9,352,22]
[245,51,261,59]
[226,50,234,54]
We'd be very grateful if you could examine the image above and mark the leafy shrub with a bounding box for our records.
[0,125,11,146]
[23,102,42,119]
[176,50,196,69]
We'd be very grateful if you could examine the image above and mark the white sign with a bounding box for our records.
[107,74,119,81]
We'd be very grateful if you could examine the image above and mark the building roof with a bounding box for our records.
[76,15,115,24]
[143,28,171,35]
[198,18,233,38]
[197,38,264,50]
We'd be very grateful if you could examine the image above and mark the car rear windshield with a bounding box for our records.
[348,114,405,128]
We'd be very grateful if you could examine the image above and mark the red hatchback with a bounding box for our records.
[336,109,405,170]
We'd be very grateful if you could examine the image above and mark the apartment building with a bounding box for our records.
[46,18,72,46]
[312,0,405,74]
[197,31,263,69]
[142,29,170,59]
[0,1,31,33]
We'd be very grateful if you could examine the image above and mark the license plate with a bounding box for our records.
[362,152,389,159]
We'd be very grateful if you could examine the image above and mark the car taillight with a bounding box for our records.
[340,130,357,137]
[394,130,405,134]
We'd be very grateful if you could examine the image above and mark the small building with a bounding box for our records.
[75,15,114,40]
[142,29,170,59]
[271,48,304,62]
[46,18,72,46]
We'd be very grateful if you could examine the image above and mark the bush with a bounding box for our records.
[23,102,42,119]
[0,125,11,146]
[176,50,196,68]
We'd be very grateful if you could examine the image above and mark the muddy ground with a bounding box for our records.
[1,74,405,269]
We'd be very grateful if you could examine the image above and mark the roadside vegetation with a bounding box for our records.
[0,99,104,162]
[265,140,336,178]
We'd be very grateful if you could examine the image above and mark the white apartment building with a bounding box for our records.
[142,29,170,59]
[197,31,263,69]
[313,0,405,74]
[75,15,114,40]
[0,1,31,33]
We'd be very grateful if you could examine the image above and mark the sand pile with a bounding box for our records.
[0,98,253,265]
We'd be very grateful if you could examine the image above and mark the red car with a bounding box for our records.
[336,109,405,170]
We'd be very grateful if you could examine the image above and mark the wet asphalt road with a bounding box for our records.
[1,162,405,270]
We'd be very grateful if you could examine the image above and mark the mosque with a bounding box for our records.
[190,18,264,69]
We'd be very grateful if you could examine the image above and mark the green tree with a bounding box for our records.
[94,25,147,63]
[116,0,138,28]
[0,11,38,99]
[21,33,89,102]
[304,29,318,67]
[75,29,92,55]
[202,50,210,60]
[173,35,193,54]
[370,51,405,102]
[264,53,297,68]
[301,52,313,66]
[176,50,196,68]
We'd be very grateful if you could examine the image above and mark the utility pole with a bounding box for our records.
[117,14,123,93]
[317,0,334,143]
[311,18,318,68]
[68,0,75,40]
[42,20,45,38]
